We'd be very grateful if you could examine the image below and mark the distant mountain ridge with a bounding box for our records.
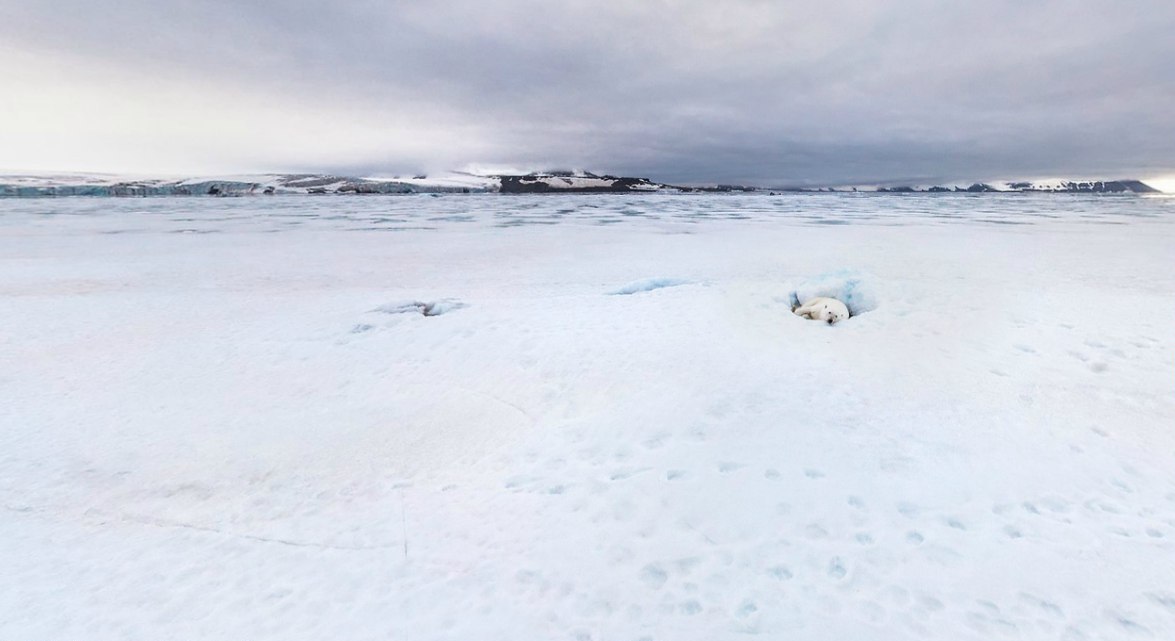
[0,171,1163,197]
[498,171,662,193]
[0,172,499,197]
[782,179,1161,194]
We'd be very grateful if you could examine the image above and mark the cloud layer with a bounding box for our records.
[2,0,1173,185]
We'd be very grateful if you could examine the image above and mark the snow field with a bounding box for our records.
[2,196,1174,640]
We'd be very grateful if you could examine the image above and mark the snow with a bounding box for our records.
[360,171,501,191]
[371,299,468,317]
[2,193,1174,640]
[528,176,620,189]
[0,171,500,195]
[175,174,286,186]
[608,278,693,295]
[0,171,174,187]
[820,179,1163,193]
[508,175,664,191]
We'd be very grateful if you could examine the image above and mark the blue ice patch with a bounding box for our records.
[608,278,691,295]
[791,270,879,316]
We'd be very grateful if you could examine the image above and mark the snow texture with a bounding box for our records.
[608,277,693,295]
[373,299,467,317]
[2,193,1175,641]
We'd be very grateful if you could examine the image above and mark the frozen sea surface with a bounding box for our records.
[1,192,1171,234]
[2,194,1174,640]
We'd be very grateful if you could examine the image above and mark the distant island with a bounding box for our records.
[0,170,1162,197]
[792,179,1160,194]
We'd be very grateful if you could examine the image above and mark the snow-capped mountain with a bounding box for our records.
[0,171,502,197]
[498,171,665,193]
[785,179,1161,194]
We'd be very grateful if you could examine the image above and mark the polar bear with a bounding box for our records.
[790,292,850,325]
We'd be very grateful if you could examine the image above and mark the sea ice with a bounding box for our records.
[2,193,1173,641]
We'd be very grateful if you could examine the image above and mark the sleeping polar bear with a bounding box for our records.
[790,293,850,325]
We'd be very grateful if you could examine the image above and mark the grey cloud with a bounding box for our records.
[2,0,1173,184]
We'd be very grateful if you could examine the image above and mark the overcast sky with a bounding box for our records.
[2,0,1173,186]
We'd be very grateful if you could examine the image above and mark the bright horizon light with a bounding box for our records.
[1144,175,1175,193]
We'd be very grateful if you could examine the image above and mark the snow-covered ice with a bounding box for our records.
[372,299,468,317]
[608,278,693,296]
[2,193,1174,640]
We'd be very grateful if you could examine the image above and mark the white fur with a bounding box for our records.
[792,296,850,324]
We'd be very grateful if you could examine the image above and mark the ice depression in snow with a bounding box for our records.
[788,270,881,318]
